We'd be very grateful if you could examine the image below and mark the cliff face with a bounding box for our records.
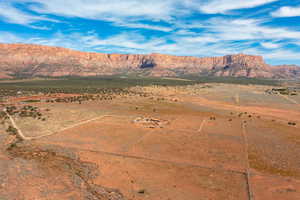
[0,43,299,79]
[270,65,300,79]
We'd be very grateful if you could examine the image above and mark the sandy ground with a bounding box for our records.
[0,83,299,200]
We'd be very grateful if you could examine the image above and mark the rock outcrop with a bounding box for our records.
[0,43,299,79]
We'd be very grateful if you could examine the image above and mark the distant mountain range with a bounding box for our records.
[0,43,299,79]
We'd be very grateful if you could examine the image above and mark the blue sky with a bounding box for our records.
[1,0,300,65]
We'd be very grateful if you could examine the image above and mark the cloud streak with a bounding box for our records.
[198,0,278,14]
[0,0,300,65]
[0,1,58,28]
[3,29,300,65]
[272,6,300,17]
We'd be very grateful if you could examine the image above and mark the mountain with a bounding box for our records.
[0,43,299,79]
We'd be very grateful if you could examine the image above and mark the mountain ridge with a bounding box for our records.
[0,43,299,79]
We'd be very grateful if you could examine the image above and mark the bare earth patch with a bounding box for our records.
[0,83,299,199]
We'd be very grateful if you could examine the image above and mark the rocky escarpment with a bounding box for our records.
[270,65,300,79]
[0,43,299,79]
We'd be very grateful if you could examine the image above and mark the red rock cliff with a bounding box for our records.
[0,43,299,79]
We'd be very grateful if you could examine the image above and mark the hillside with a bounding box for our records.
[0,43,299,79]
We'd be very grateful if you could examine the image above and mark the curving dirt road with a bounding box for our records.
[3,108,114,141]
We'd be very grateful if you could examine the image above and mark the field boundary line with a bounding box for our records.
[197,119,206,133]
[120,130,154,152]
[242,122,254,200]
[3,109,116,140]
[235,94,240,105]
[278,94,299,105]
[65,146,246,176]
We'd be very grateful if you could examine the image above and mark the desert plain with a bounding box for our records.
[0,78,299,200]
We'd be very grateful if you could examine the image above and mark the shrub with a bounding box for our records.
[6,125,18,135]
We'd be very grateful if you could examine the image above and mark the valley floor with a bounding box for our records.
[0,83,299,200]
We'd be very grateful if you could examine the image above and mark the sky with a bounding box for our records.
[0,0,300,65]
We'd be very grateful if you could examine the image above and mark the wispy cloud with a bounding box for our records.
[0,2,58,28]
[1,0,300,65]
[28,0,180,23]
[0,31,23,43]
[11,0,179,31]
[272,6,300,17]
[197,0,278,14]
[245,48,300,61]
[112,21,173,32]
[260,41,281,49]
[24,0,281,22]
[0,0,176,32]
[185,18,300,41]
[2,29,300,65]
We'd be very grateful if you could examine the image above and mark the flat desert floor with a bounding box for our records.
[0,83,299,200]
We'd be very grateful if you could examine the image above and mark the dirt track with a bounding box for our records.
[4,107,115,140]
[1,84,299,200]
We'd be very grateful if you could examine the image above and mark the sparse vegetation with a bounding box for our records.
[0,76,282,99]
[21,99,41,103]
[266,87,299,96]
[6,125,18,135]
[288,122,296,126]
[210,116,216,120]
[0,111,8,124]
[5,105,46,121]
[0,76,199,97]
[0,76,298,200]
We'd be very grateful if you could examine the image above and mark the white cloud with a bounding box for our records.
[265,50,300,60]
[295,41,300,46]
[0,2,57,27]
[1,31,300,65]
[175,29,198,35]
[198,0,278,14]
[10,0,281,23]
[178,35,219,43]
[112,21,173,32]
[7,0,178,31]
[1,1,300,65]
[2,0,288,33]
[28,0,179,21]
[272,6,300,17]
[260,42,280,49]
[19,31,168,54]
[0,0,178,31]
[0,32,23,43]
[186,18,300,42]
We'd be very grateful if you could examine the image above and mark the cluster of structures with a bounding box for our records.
[133,117,169,128]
